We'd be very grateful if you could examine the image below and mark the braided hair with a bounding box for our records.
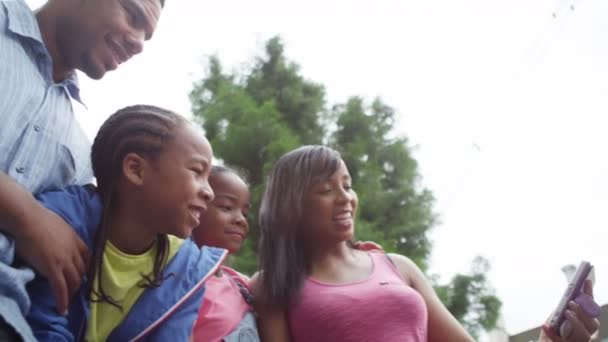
[88,104,186,308]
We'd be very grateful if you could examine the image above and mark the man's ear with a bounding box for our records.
[122,152,148,186]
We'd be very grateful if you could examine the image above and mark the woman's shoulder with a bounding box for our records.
[386,253,417,267]
[385,253,427,288]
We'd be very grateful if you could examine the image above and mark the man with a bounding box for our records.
[0,0,164,339]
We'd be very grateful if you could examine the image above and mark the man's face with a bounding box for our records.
[56,0,162,79]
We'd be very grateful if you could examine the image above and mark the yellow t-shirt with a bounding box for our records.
[85,236,184,342]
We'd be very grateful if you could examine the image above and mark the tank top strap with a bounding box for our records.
[367,251,408,285]
[221,266,254,305]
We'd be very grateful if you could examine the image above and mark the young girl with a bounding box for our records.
[191,166,260,342]
[252,145,599,342]
[25,105,228,341]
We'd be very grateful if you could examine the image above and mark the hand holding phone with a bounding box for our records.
[547,261,599,337]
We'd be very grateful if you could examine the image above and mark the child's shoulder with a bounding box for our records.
[221,266,251,284]
[169,240,228,280]
[35,184,101,244]
[177,239,227,260]
[36,184,99,211]
[36,183,96,200]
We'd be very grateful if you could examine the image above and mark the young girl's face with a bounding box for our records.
[193,171,250,254]
[139,123,215,238]
[301,160,358,244]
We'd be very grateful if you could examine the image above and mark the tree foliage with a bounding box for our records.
[433,256,503,340]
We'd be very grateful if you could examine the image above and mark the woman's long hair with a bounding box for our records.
[257,145,343,309]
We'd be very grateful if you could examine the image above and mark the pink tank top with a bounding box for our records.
[288,252,428,342]
[193,266,251,342]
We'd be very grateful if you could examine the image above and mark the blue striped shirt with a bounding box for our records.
[0,0,93,340]
[0,0,92,193]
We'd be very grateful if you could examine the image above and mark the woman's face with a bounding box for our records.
[301,160,358,244]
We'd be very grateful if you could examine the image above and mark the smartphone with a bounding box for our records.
[547,261,593,336]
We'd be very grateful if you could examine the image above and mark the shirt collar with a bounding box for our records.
[3,0,43,44]
[3,0,85,106]
[64,73,85,106]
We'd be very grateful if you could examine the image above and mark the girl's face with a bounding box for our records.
[139,123,215,238]
[193,171,250,254]
[301,160,358,244]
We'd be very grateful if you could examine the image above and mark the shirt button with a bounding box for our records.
[16,167,25,173]
[34,125,42,132]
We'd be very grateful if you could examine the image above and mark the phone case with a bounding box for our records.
[547,261,593,335]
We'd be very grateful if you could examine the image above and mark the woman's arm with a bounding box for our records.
[388,253,474,342]
[250,273,291,342]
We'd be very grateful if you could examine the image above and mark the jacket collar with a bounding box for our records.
[107,242,227,342]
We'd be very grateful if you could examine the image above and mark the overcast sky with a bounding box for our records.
[27,0,607,336]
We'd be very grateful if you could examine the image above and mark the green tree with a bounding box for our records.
[245,37,326,145]
[433,256,503,340]
[189,36,501,336]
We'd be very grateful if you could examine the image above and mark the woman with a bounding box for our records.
[252,145,599,342]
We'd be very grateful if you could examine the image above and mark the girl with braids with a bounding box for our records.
[251,145,600,342]
[190,165,260,342]
[25,105,228,341]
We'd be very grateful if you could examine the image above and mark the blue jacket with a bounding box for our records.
[25,185,227,341]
